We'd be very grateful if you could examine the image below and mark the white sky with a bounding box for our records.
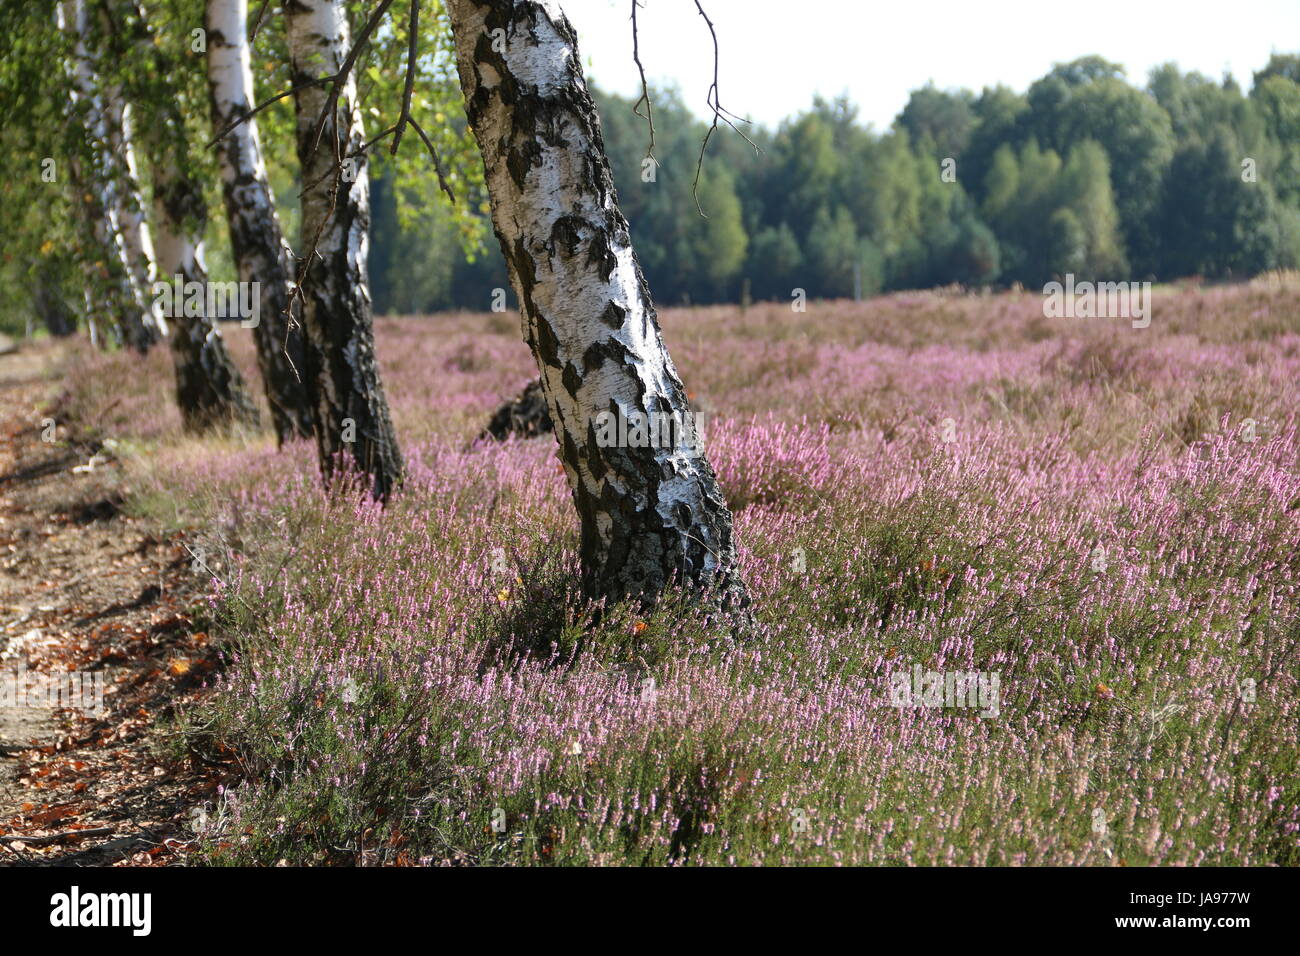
[558,0,1300,131]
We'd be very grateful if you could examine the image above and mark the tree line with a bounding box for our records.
[372,53,1300,313]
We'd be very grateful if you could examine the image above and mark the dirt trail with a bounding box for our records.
[0,340,220,866]
[0,343,66,796]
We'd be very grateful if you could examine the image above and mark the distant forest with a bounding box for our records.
[370,53,1300,313]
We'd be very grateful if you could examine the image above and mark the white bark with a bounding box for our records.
[59,0,129,344]
[149,154,206,283]
[103,91,166,338]
[151,155,258,431]
[444,0,746,610]
[118,0,256,430]
[58,0,165,349]
[286,0,403,499]
[207,0,313,441]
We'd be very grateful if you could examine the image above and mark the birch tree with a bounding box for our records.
[286,0,403,500]
[151,156,261,432]
[57,0,164,350]
[63,146,127,347]
[111,0,258,431]
[101,87,165,350]
[207,0,314,443]
[443,0,747,611]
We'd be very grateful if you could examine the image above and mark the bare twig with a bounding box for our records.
[298,125,400,199]
[0,839,31,861]
[690,0,758,217]
[302,1,453,202]
[307,0,397,158]
[206,74,337,149]
[409,117,456,202]
[249,0,273,42]
[630,0,655,165]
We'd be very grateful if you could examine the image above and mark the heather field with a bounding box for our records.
[55,277,1300,866]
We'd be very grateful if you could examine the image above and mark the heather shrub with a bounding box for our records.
[58,281,1300,865]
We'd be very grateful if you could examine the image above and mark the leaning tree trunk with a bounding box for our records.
[444,0,747,612]
[207,0,314,444]
[286,0,402,501]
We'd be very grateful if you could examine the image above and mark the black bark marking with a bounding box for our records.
[586,229,618,283]
[534,316,563,369]
[599,300,625,329]
[561,361,582,396]
[549,215,584,256]
[581,338,631,374]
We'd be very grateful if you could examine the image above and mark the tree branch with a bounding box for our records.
[390,0,421,155]
[409,117,455,202]
[0,827,114,847]
[206,73,337,149]
[249,0,273,42]
[690,0,758,217]
[630,0,655,165]
[307,0,397,158]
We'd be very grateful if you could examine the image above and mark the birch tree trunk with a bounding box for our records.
[151,158,261,432]
[444,0,747,612]
[286,0,403,501]
[207,0,314,444]
[105,0,257,431]
[58,0,161,350]
[34,268,77,337]
[64,148,126,347]
[101,88,167,351]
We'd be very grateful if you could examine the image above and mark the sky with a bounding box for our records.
[557,0,1300,132]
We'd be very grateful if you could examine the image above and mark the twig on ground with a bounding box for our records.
[0,827,114,846]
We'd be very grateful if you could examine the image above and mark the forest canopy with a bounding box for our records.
[372,53,1300,313]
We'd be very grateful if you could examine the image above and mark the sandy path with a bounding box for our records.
[0,340,220,865]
